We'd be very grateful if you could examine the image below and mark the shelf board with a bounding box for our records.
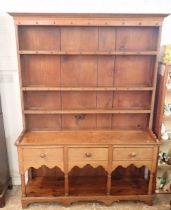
[22,87,154,91]
[19,50,158,55]
[26,176,148,197]
[69,176,107,196]
[26,176,65,197]
[111,178,148,195]
[24,109,151,114]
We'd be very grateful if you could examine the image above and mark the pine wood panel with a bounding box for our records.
[26,115,61,130]
[114,56,154,87]
[62,91,114,110]
[97,92,113,108]
[61,114,97,129]
[96,114,112,129]
[116,27,158,51]
[61,27,98,51]
[24,92,61,110]
[25,114,149,130]
[113,91,151,109]
[21,55,61,86]
[61,56,97,87]
[19,26,61,50]
[97,56,114,86]
[61,92,96,110]
[112,114,149,130]
[98,27,116,51]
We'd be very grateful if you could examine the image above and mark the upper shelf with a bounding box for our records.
[22,87,154,91]
[18,26,159,52]
[19,50,158,55]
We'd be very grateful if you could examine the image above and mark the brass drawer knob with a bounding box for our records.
[130,152,137,157]
[85,152,92,158]
[40,153,46,158]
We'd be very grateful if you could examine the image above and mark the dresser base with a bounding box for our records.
[0,178,12,208]
[21,194,153,208]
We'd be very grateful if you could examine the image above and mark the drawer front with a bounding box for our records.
[23,147,63,163]
[69,147,108,161]
[113,147,153,161]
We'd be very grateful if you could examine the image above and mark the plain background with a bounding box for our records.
[0,0,171,185]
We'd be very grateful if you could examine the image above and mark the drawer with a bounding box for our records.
[69,147,108,161]
[23,147,63,163]
[113,147,153,161]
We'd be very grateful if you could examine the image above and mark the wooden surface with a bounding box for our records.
[26,177,65,197]
[18,130,157,146]
[26,176,148,197]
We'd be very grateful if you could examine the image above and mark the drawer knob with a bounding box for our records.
[130,152,137,157]
[85,152,92,158]
[40,153,46,158]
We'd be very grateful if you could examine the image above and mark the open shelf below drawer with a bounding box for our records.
[69,176,107,196]
[26,176,65,197]
[111,178,148,195]
[26,176,148,197]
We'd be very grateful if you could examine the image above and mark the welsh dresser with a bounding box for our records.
[10,13,168,208]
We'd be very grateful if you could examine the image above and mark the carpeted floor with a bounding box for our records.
[3,186,171,210]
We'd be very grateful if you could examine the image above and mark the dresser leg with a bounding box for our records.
[21,174,26,197]
[21,200,29,208]
[28,168,33,180]
[145,197,153,206]
[0,196,5,208]
[65,174,69,196]
[148,172,154,194]
[107,174,111,195]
